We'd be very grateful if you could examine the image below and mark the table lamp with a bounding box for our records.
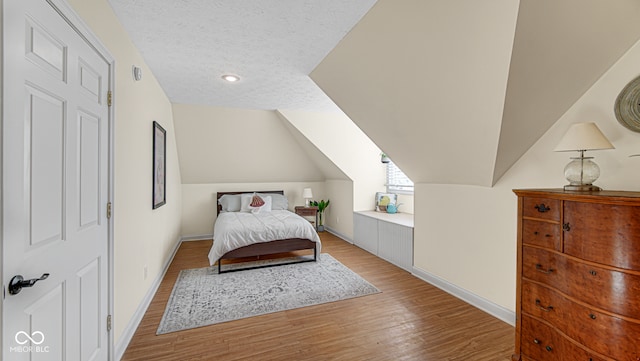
[554,122,614,191]
[302,188,313,207]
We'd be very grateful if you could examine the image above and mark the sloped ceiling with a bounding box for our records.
[172,104,333,184]
[279,118,350,181]
[494,0,640,183]
[312,0,640,186]
[311,0,520,186]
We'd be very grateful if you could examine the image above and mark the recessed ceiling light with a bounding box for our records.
[221,74,240,82]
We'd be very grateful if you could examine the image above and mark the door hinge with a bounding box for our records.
[107,90,112,107]
[107,315,112,332]
[107,202,112,219]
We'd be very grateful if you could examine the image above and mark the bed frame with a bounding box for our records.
[215,191,317,273]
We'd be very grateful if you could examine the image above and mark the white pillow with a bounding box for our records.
[250,196,272,214]
[218,194,241,212]
[240,194,254,212]
[257,193,288,210]
[240,194,272,213]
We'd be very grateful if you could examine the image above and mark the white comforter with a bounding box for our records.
[209,210,322,265]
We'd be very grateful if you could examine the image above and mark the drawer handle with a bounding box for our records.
[562,222,571,232]
[589,270,597,276]
[535,299,554,312]
[545,345,553,352]
[535,264,554,274]
[533,338,540,344]
[589,313,597,320]
[535,204,550,213]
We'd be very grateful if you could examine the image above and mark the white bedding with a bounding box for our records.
[209,210,321,265]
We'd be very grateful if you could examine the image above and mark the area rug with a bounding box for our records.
[156,254,380,334]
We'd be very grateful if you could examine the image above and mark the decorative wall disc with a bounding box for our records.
[615,75,640,132]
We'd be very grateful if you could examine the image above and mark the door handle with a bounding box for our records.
[8,273,49,295]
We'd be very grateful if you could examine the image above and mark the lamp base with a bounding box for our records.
[563,184,602,192]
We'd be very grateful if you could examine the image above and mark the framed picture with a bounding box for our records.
[152,121,166,209]
[375,192,397,212]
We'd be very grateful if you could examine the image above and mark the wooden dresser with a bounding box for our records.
[513,189,640,361]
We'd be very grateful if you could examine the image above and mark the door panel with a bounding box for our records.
[24,284,65,360]
[27,85,66,247]
[25,17,68,81]
[79,111,101,229]
[78,59,102,103]
[77,258,101,361]
[3,1,111,360]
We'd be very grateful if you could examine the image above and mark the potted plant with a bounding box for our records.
[311,199,330,232]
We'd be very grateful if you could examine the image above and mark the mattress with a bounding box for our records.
[209,210,321,265]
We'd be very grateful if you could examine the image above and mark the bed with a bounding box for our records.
[209,191,321,273]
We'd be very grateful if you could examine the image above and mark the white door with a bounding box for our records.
[2,0,111,360]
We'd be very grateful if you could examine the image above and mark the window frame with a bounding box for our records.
[386,160,414,194]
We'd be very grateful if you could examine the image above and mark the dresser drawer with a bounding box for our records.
[522,246,566,290]
[522,219,561,251]
[294,206,318,217]
[564,201,640,270]
[521,315,609,361]
[523,246,640,320]
[521,315,562,361]
[564,260,640,320]
[523,197,560,221]
[522,281,640,360]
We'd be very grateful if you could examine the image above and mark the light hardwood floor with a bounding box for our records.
[122,232,514,360]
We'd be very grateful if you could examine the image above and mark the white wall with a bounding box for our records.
[414,37,640,312]
[67,0,183,344]
[181,182,326,237]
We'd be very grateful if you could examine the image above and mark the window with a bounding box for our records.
[386,161,413,193]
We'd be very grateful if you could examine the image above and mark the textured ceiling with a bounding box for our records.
[107,0,377,111]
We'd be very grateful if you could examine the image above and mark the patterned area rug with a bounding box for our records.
[156,254,380,334]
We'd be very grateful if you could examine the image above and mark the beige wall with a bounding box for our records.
[173,104,326,184]
[67,0,183,344]
[324,179,355,239]
[414,37,640,312]
[277,109,415,239]
[495,0,640,183]
[0,0,4,346]
[173,104,339,236]
[277,109,387,211]
[181,182,326,237]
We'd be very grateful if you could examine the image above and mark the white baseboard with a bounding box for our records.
[325,227,353,244]
[181,234,213,242]
[114,236,183,360]
[411,266,515,326]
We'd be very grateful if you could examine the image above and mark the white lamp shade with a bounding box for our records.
[554,122,614,152]
[302,188,313,199]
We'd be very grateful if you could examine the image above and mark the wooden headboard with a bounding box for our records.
[216,190,284,215]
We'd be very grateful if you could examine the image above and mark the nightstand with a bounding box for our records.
[294,206,318,231]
